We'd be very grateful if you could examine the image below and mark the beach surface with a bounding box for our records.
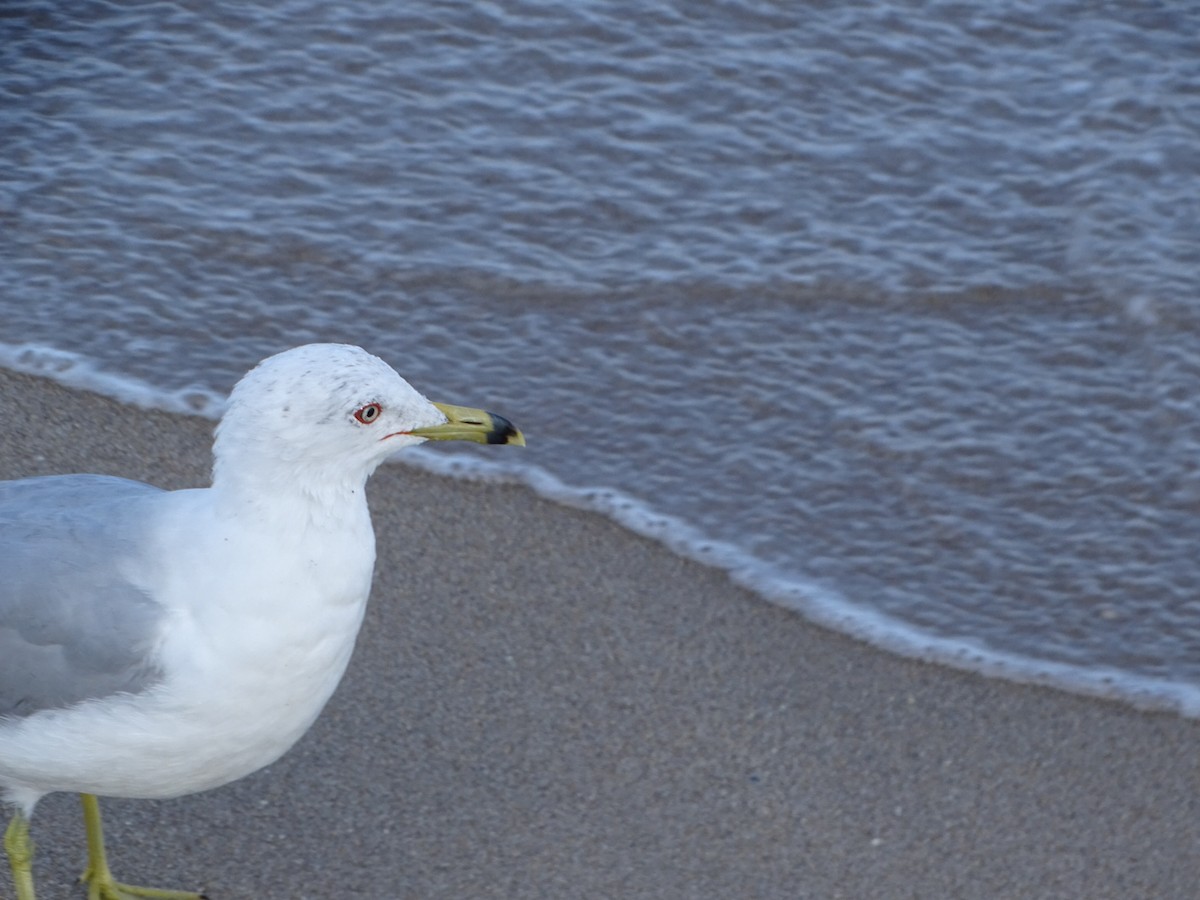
[3,367,1198,900]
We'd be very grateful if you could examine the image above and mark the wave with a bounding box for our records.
[402,448,1200,720]
[0,342,228,418]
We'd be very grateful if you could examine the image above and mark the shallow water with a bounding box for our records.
[2,1,1199,711]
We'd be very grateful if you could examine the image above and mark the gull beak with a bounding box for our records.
[410,402,526,446]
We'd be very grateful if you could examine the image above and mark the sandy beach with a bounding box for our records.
[2,366,1198,900]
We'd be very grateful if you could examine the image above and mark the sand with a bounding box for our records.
[1,367,1198,900]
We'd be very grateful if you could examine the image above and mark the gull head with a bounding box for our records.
[212,344,522,493]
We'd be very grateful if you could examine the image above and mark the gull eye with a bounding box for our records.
[354,403,383,425]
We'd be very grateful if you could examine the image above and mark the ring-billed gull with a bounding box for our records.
[0,343,524,900]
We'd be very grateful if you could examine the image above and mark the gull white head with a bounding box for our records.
[212,343,523,496]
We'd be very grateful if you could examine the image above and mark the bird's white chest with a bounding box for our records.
[135,500,378,792]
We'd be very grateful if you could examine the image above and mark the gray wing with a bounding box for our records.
[0,475,168,720]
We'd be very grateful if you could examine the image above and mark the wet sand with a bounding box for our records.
[2,367,1198,899]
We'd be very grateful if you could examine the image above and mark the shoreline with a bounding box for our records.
[3,367,1199,899]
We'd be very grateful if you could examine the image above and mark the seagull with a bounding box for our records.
[0,343,524,900]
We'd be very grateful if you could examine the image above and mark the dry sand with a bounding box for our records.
[2,367,1198,900]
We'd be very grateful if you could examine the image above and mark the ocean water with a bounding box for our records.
[3,1,1200,713]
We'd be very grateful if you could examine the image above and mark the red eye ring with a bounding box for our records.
[354,403,383,425]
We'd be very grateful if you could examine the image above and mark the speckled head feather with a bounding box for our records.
[212,344,446,491]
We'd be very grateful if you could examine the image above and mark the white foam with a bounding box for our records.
[7,345,1200,719]
[403,451,1200,718]
[0,343,227,419]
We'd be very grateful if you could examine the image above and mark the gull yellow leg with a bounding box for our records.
[79,794,206,900]
[3,812,37,900]
[4,810,37,900]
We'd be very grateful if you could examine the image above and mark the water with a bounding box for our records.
[3,1,1200,713]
